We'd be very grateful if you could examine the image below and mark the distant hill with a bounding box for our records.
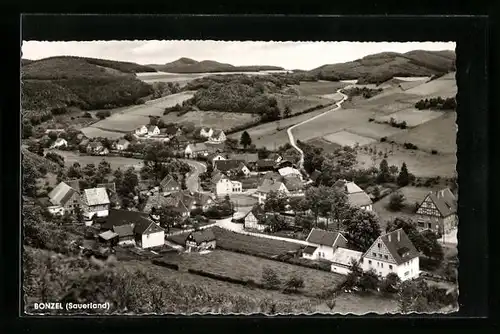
[308,50,456,84]
[149,58,284,73]
[22,58,33,66]
[22,56,154,112]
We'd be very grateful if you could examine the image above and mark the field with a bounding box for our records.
[161,250,345,297]
[372,186,437,231]
[388,112,457,154]
[375,109,444,127]
[347,122,403,139]
[162,110,259,132]
[50,150,144,170]
[80,92,193,136]
[323,131,377,147]
[291,81,348,96]
[405,73,457,98]
[275,94,336,116]
[305,137,341,153]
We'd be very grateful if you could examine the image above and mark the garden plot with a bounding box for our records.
[347,122,403,139]
[376,108,445,128]
[323,131,377,148]
[405,75,457,98]
[162,110,259,132]
[80,127,127,139]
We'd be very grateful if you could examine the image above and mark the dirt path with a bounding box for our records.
[287,88,349,169]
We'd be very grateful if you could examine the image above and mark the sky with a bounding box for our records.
[21,41,455,71]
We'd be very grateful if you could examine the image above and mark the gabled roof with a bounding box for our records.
[211,171,228,184]
[256,159,276,168]
[99,230,118,241]
[331,247,363,267]
[113,224,134,238]
[200,127,213,133]
[425,188,457,217]
[160,175,180,189]
[207,152,226,161]
[334,179,372,207]
[83,187,110,206]
[88,141,103,148]
[97,182,116,194]
[141,194,171,213]
[268,153,282,161]
[229,153,259,164]
[257,179,286,194]
[101,209,151,230]
[283,175,303,192]
[191,191,214,206]
[245,204,266,221]
[147,125,159,132]
[214,159,246,172]
[306,228,341,247]
[211,129,224,137]
[303,245,318,255]
[187,229,216,244]
[117,139,130,146]
[48,182,78,206]
[187,143,208,152]
[378,228,420,265]
[66,179,81,192]
[134,220,164,235]
[278,167,302,177]
[262,171,282,181]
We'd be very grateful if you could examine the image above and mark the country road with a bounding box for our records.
[287,88,349,170]
[182,159,207,193]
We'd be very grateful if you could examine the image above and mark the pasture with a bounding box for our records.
[80,127,126,139]
[405,74,457,98]
[160,249,345,297]
[323,131,377,148]
[275,94,336,116]
[162,110,259,132]
[388,112,457,154]
[347,122,403,140]
[292,81,348,96]
[50,150,144,170]
[305,138,341,153]
[375,109,444,128]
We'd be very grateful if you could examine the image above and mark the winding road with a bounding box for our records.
[287,88,349,170]
[182,159,207,193]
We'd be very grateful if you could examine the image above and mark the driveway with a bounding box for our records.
[182,159,206,193]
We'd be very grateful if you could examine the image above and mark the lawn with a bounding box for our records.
[292,81,348,96]
[50,149,144,170]
[405,74,457,98]
[376,109,445,128]
[372,186,437,231]
[306,137,341,153]
[323,130,377,148]
[275,94,335,116]
[347,122,403,140]
[388,112,457,154]
[162,110,259,132]
[229,193,259,208]
[160,249,345,298]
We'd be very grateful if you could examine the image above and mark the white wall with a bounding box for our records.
[302,253,316,260]
[312,245,335,262]
[331,264,351,275]
[216,179,233,196]
[141,231,165,249]
[362,256,419,281]
[396,257,420,281]
[361,204,373,211]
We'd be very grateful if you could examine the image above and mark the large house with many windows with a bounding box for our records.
[415,188,457,234]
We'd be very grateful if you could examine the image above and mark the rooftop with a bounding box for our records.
[379,228,420,265]
[83,187,110,206]
[306,228,341,247]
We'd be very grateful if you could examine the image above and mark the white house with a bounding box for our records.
[208,130,226,143]
[243,205,267,231]
[134,220,165,249]
[47,205,66,216]
[200,127,214,138]
[255,179,289,205]
[330,247,364,275]
[185,229,216,252]
[206,153,227,166]
[334,179,373,211]
[278,167,302,180]
[147,125,160,136]
[81,187,110,221]
[114,139,130,151]
[302,228,348,262]
[50,138,68,149]
[184,143,209,158]
[212,173,242,197]
[135,125,148,136]
[360,228,420,281]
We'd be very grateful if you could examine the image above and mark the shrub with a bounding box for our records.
[403,142,418,150]
[82,112,92,118]
[431,149,438,155]
[96,110,111,120]
[368,118,375,122]
[262,267,281,290]
[388,191,405,211]
[380,137,387,142]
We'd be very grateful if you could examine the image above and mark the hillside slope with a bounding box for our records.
[22,56,155,112]
[150,57,284,73]
[308,50,456,84]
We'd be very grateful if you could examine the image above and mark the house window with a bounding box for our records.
[389,265,393,270]
[377,262,379,267]
[384,255,388,260]
[368,260,372,265]
[381,263,384,268]
[379,253,382,258]
[427,223,432,229]
[377,243,381,248]
[372,252,376,257]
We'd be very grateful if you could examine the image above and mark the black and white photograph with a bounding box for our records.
[21,39,459,315]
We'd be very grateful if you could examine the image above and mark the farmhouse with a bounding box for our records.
[134,219,165,249]
[334,179,373,211]
[185,229,216,252]
[211,173,243,197]
[114,139,130,151]
[190,191,215,211]
[112,224,135,246]
[199,127,214,139]
[164,195,192,217]
[415,188,457,234]
[360,228,420,281]
[47,181,81,215]
[101,209,151,231]
[206,153,227,166]
[229,153,259,166]
[214,160,250,176]
[208,129,226,143]
[81,187,110,221]
[86,142,109,156]
[302,228,348,262]
[184,143,209,158]
[282,175,305,197]
[135,125,148,136]
[50,138,68,149]
[278,167,302,180]
[147,125,161,136]
[256,159,276,172]
[330,247,364,275]
[243,205,267,231]
[256,179,289,205]
[160,175,181,194]
[276,159,294,169]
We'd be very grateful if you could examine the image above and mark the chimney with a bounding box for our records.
[397,230,400,242]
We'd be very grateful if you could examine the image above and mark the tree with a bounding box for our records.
[389,165,399,176]
[264,191,288,213]
[257,147,270,159]
[284,106,291,118]
[155,207,182,233]
[22,156,39,197]
[98,160,111,176]
[342,207,381,252]
[96,110,111,120]
[284,276,304,293]
[240,131,252,151]
[380,272,401,294]
[377,159,391,183]
[262,267,281,290]
[397,162,412,186]
[48,131,58,141]
[388,191,406,211]
[359,269,379,291]
[82,164,96,177]
[23,122,33,139]
[344,259,363,290]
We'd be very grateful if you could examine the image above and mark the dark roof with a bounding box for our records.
[256,159,276,168]
[262,171,282,181]
[246,204,266,221]
[229,153,259,164]
[206,153,226,161]
[257,179,286,194]
[88,141,103,149]
[187,229,216,244]
[283,175,303,192]
[164,126,179,135]
[191,191,214,206]
[303,245,318,255]
[134,220,164,235]
[113,224,134,238]
[214,159,246,172]
[102,209,151,230]
[211,172,227,184]
[117,139,130,146]
[306,228,340,246]
[212,129,224,138]
[379,228,420,265]
[141,194,171,213]
[426,188,457,217]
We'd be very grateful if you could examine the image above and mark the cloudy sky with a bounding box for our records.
[22,41,455,71]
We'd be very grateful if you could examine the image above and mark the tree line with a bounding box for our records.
[414,96,456,111]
